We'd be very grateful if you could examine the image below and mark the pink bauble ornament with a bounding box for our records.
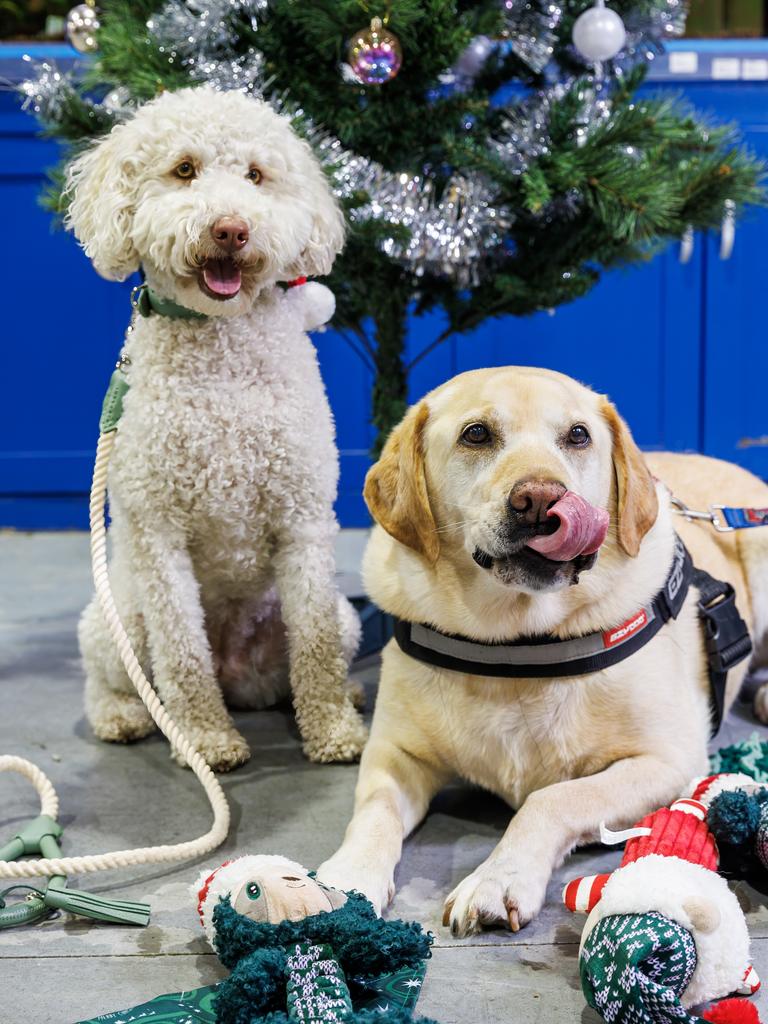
[347,16,402,86]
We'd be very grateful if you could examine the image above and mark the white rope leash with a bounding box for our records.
[0,430,230,879]
[0,756,59,821]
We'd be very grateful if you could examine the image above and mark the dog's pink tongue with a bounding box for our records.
[526,491,609,562]
[203,258,242,297]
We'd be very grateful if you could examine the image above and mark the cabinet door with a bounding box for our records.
[314,330,375,528]
[0,94,135,529]
[701,85,768,479]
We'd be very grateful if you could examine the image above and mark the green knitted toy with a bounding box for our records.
[193,854,439,1024]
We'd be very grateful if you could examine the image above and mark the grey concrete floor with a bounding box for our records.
[1,531,767,1024]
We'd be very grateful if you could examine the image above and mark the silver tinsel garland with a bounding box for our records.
[19,57,88,121]
[619,0,688,67]
[363,173,513,287]
[488,90,557,176]
[503,0,564,74]
[147,0,268,91]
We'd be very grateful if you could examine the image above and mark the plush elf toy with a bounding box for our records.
[194,855,439,1024]
[563,793,762,1024]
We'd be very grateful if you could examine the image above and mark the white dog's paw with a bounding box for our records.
[754,683,768,724]
[172,725,251,773]
[301,703,368,764]
[442,855,549,938]
[316,854,394,915]
[87,693,156,744]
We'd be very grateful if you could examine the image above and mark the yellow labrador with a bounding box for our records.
[318,366,768,937]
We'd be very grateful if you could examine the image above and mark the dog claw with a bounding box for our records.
[507,907,520,932]
[442,903,452,928]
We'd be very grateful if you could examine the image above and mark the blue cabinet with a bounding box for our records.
[0,43,766,529]
[698,84,768,479]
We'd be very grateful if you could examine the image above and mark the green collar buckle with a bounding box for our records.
[131,283,208,321]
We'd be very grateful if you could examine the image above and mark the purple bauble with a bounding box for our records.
[347,17,403,86]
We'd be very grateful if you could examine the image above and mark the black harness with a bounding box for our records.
[393,536,752,736]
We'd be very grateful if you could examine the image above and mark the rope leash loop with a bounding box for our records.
[0,427,230,882]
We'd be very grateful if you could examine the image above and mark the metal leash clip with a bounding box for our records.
[671,497,734,533]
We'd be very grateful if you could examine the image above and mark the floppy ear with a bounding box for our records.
[286,140,346,279]
[364,402,439,564]
[63,124,141,281]
[601,399,659,557]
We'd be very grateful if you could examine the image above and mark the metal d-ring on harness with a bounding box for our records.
[0,296,231,929]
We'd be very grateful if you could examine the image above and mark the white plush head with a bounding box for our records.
[192,854,347,946]
[580,854,751,1008]
[64,86,346,316]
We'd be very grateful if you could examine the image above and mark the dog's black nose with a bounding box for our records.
[508,478,566,525]
[211,216,249,252]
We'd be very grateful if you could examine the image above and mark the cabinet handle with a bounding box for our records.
[719,199,736,261]
[679,225,694,264]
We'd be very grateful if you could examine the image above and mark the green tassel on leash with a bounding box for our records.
[0,813,150,929]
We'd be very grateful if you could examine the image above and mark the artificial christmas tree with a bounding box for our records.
[21,0,764,445]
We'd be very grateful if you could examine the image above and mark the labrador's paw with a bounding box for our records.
[442,855,549,938]
[172,725,251,773]
[316,853,394,916]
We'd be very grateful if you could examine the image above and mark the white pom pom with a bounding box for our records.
[285,281,336,332]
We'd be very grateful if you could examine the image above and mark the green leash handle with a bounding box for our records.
[0,795,150,927]
[0,891,49,929]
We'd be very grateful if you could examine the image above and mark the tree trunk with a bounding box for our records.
[370,294,409,456]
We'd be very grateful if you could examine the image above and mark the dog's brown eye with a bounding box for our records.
[461,423,491,446]
[568,424,590,447]
[174,160,196,180]
[246,166,262,184]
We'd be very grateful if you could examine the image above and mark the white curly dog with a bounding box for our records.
[65,85,368,771]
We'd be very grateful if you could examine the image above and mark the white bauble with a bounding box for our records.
[572,3,626,62]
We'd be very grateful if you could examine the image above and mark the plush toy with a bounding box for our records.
[688,774,768,876]
[193,855,439,1024]
[563,794,762,1024]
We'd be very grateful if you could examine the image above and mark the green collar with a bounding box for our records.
[132,283,208,321]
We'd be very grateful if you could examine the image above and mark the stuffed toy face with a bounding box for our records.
[194,854,348,944]
[230,861,348,924]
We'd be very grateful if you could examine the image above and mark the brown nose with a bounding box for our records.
[508,478,566,525]
[211,216,249,252]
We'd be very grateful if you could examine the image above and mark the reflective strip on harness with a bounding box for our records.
[410,604,657,668]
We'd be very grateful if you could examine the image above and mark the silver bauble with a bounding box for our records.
[66,3,100,54]
[454,35,495,79]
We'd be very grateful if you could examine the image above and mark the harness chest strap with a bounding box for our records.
[393,536,752,736]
